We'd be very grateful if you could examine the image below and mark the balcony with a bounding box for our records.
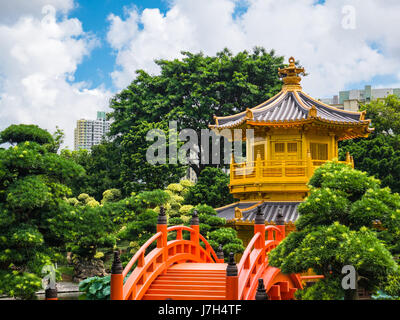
[229,155,353,200]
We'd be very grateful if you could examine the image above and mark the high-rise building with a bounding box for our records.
[319,85,400,111]
[74,111,111,151]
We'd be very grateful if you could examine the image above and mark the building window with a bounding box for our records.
[310,143,328,160]
[287,143,297,153]
[275,143,285,153]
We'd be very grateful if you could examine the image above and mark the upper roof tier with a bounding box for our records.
[210,57,372,137]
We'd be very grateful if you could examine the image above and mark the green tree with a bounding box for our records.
[208,228,245,260]
[384,271,400,299]
[46,126,65,153]
[119,121,186,195]
[340,95,400,193]
[184,167,235,208]
[268,161,400,300]
[360,94,400,135]
[108,47,285,179]
[163,180,194,221]
[60,142,123,200]
[101,188,122,204]
[0,124,86,299]
[0,124,53,146]
[119,189,171,246]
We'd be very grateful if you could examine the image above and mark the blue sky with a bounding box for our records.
[70,0,252,92]
[68,0,399,94]
[70,0,170,90]
[1,0,399,148]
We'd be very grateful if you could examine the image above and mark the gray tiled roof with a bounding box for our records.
[216,201,301,223]
[213,90,364,129]
[252,92,307,122]
[217,202,258,220]
[298,92,360,122]
[216,92,284,126]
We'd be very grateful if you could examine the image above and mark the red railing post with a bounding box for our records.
[276,208,285,241]
[226,252,238,300]
[190,210,200,260]
[156,206,168,249]
[45,285,58,300]
[157,206,168,275]
[110,250,124,300]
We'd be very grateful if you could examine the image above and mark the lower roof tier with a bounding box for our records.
[211,90,372,138]
[216,201,301,224]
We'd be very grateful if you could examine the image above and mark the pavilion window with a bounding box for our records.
[310,143,328,160]
[274,143,285,153]
[287,143,298,153]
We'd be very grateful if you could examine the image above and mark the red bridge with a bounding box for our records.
[110,208,303,300]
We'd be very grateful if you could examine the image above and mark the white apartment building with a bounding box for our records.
[74,111,111,151]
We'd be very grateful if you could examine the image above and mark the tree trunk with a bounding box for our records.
[344,288,359,300]
[72,257,106,283]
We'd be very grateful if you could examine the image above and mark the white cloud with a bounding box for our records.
[107,0,244,89]
[107,0,400,98]
[2,0,400,151]
[0,1,112,149]
[107,9,140,51]
[0,0,75,24]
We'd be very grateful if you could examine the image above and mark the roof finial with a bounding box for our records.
[276,207,285,226]
[278,57,305,91]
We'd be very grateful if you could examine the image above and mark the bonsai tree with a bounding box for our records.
[268,161,400,300]
[0,124,53,146]
[0,125,85,299]
[184,167,235,208]
[118,189,171,246]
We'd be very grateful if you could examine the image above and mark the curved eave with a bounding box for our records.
[211,117,371,130]
[211,89,370,130]
[209,116,249,130]
[225,219,296,226]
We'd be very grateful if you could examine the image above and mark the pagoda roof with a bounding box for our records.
[210,57,372,134]
[216,201,300,224]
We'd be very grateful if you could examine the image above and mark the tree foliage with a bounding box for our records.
[340,95,400,193]
[361,95,400,135]
[107,47,285,183]
[268,161,400,299]
[119,121,186,194]
[0,125,86,298]
[184,167,235,208]
[109,48,284,139]
[0,124,53,146]
[60,142,123,200]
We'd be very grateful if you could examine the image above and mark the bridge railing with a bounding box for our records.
[121,231,163,279]
[226,207,286,300]
[167,225,222,263]
[110,208,223,300]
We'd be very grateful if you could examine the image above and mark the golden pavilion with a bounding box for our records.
[210,57,372,246]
